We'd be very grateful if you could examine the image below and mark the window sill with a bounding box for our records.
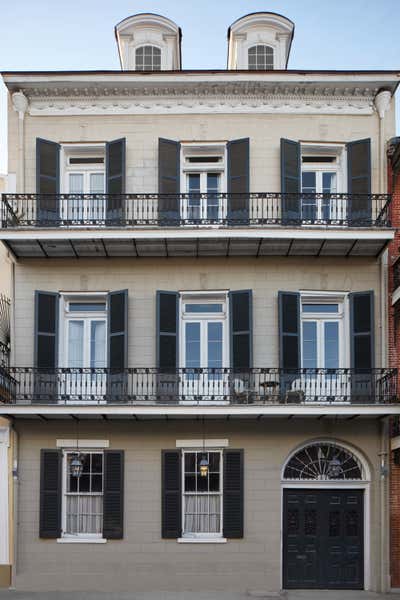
[57,537,107,544]
[177,537,227,544]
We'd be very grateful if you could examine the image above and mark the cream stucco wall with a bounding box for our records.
[13,418,383,592]
[6,100,396,195]
[13,256,382,367]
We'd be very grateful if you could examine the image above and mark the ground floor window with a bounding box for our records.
[182,450,222,537]
[63,451,104,537]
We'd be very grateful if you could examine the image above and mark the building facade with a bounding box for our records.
[0,11,399,593]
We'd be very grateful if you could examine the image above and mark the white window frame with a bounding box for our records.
[301,297,345,370]
[300,142,347,194]
[61,449,104,540]
[179,291,229,371]
[180,143,227,222]
[247,44,274,70]
[61,144,106,194]
[181,448,224,540]
[59,293,108,369]
[133,44,162,71]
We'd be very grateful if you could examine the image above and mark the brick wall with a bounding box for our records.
[388,148,400,588]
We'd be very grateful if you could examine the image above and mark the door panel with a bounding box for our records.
[283,489,363,589]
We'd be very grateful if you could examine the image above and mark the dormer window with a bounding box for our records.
[135,45,161,71]
[248,45,274,70]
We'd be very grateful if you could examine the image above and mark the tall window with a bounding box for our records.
[248,45,274,70]
[181,144,226,222]
[301,301,342,370]
[182,450,222,537]
[300,147,344,223]
[61,297,107,402]
[63,451,104,537]
[64,150,105,222]
[135,46,161,71]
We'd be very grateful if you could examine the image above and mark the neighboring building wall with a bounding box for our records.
[13,418,382,593]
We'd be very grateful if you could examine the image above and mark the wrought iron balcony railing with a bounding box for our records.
[0,193,392,228]
[0,367,396,406]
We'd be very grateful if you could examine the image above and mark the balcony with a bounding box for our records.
[0,367,396,408]
[0,193,393,258]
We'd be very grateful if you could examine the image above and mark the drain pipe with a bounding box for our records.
[374,89,392,592]
[11,92,28,194]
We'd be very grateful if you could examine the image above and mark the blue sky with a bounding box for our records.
[1,0,400,172]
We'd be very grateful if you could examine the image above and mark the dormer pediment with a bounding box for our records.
[227,12,294,70]
[115,13,182,71]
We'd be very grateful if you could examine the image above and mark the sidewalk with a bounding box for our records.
[1,591,400,600]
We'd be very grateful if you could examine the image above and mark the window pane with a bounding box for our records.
[185,303,223,313]
[188,174,201,193]
[90,173,105,194]
[92,475,103,493]
[323,172,337,194]
[69,173,84,194]
[209,452,220,472]
[248,45,273,69]
[69,302,106,312]
[68,321,84,367]
[185,452,196,472]
[91,453,103,473]
[302,321,317,368]
[302,172,316,192]
[208,322,222,369]
[303,304,338,313]
[79,474,90,493]
[185,474,196,492]
[209,473,220,492]
[90,321,106,368]
[185,323,200,368]
[324,322,339,369]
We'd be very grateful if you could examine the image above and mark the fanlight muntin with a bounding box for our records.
[283,442,364,481]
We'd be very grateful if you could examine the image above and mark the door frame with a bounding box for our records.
[281,482,370,590]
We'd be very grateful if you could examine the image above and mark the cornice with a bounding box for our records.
[22,82,378,116]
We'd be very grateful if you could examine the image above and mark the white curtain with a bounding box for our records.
[91,321,106,368]
[68,321,84,368]
[184,494,221,534]
[66,495,103,535]
[89,173,105,220]
[68,174,84,220]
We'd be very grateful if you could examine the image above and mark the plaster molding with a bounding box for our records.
[25,85,376,116]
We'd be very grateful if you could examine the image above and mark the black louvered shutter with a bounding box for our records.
[106,138,126,222]
[227,138,250,224]
[107,290,128,402]
[36,138,60,224]
[158,138,180,224]
[281,138,301,223]
[40,449,62,538]
[34,291,59,403]
[349,291,374,403]
[162,450,182,538]
[103,450,124,539]
[223,449,244,538]
[229,290,252,371]
[156,291,179,399]
[278,292,300,396]
[347,138,371,225]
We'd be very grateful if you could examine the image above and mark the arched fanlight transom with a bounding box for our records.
[283,442,364,481]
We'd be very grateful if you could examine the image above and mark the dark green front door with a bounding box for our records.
[283,489,364,589]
